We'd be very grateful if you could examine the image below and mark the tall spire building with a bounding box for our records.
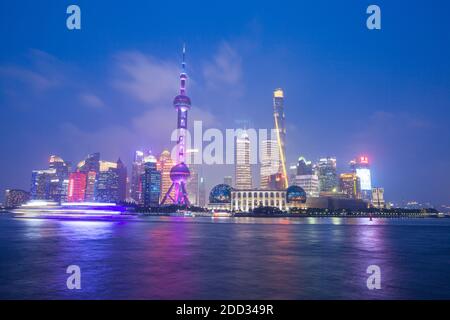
[161,45,191,205]
[273,89,288,188]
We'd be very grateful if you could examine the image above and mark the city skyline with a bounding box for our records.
[0,1,449,205]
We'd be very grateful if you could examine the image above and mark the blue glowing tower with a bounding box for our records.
[161,45,191,205]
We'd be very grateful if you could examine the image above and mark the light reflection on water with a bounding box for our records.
[0,215,450,299]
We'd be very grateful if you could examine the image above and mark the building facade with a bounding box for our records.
[339,173,361,199]
[231,189,287,212]
[141,156,161,207]
[273,88,288,188]
[295,174,320,197]
[372,187,385,209]
[4,189,30,208]
[260,139,279,189]
[235,130,252,189]
[317,157,338,192]
[67,172,87,202]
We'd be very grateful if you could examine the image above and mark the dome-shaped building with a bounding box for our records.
[170,163,190,183]
[208,184,233,211]
[286,185,307,205]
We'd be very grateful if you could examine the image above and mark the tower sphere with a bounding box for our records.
[173,95,191,109]
[170,162,190,183]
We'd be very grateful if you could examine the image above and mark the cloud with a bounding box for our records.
[79,93,105,109]
[112,51,179,104]
[203,42,243,89]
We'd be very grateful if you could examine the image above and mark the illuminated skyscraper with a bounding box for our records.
[30,169,56,200]
[141,155,161,207]
[260,139,279,189]
[339,173,361,199]
[130,150,149,203]
[48,155,69,202]
[350,156,372,201]
[198,176,206,207]
[235,130,252,189]
[158,150,175,204]
[273,88,288,188]
[78,152,100,201]
[161,45,191,205]
[94,159,127,203]
[295,174,320,197]
[67,172,87,202]
[317,157,338,192]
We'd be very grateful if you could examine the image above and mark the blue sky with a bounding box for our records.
[0,0,449,204]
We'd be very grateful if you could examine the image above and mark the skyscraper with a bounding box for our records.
[158,150,175,204]
[260,139,279,189]
[141,155,161,207]
[297,157,313,175]
[116,158,127,202]
[94,159,126,203]
[235,130,252,190]
[186,164,199,206]
[67,172,87,202]
[339,173,361,199]
[161,45,191,205]
[130,150,147,203]
[350,156,372,201]
[198,176,206,207]
[317,157,338,193]
[78,152,100,201]
[48,155,69,202]
[273,88,288,188]
[30,169,56,200]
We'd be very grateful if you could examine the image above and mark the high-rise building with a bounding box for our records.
[260,139,279,189]
[4,189,30,208]
[339,173,361,199]
[186,165,199,206]
[116,158,127,202]
[161,45,191,205]
[297,157,313,175]
[295,174,320,197]
[268,173,285,190]
[273,88,288,188]
[350,156,372,201]
[224,176,233,187]
[48,155,69,202]
[130,150,148,203]
[95,169,119,203]
[77,153,100,201]
[235,130,252,190]
[198,176,206,207]
[30,169,56,200]
[67,172,87,202]
[158,150,175,204]
[317,157,338,192]
[141,155,161,207]
[372,188,385,209]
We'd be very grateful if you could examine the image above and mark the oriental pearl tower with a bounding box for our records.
[161,45,191,205]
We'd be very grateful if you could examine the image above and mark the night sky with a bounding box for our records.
[0,0,449,204]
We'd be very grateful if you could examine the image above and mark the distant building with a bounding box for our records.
[198,176,206,207]
[141,156,161,207]
[30,169,56,200]
[260,139,279,189]
[67,172,87,202]
[295,174,320,197]
[186,164,199,205]
[130,150,146,203]
[78,153,100,201]
[350,156,372,201]
[317,157,338,192]
[48,155,69,202]
[224,176,233,187]
[339,173,361,199]
[116,158,127,202]
[297,157,313,175]
[4,189,30,208]
[372,188,385,209]
[235,131,252,189]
